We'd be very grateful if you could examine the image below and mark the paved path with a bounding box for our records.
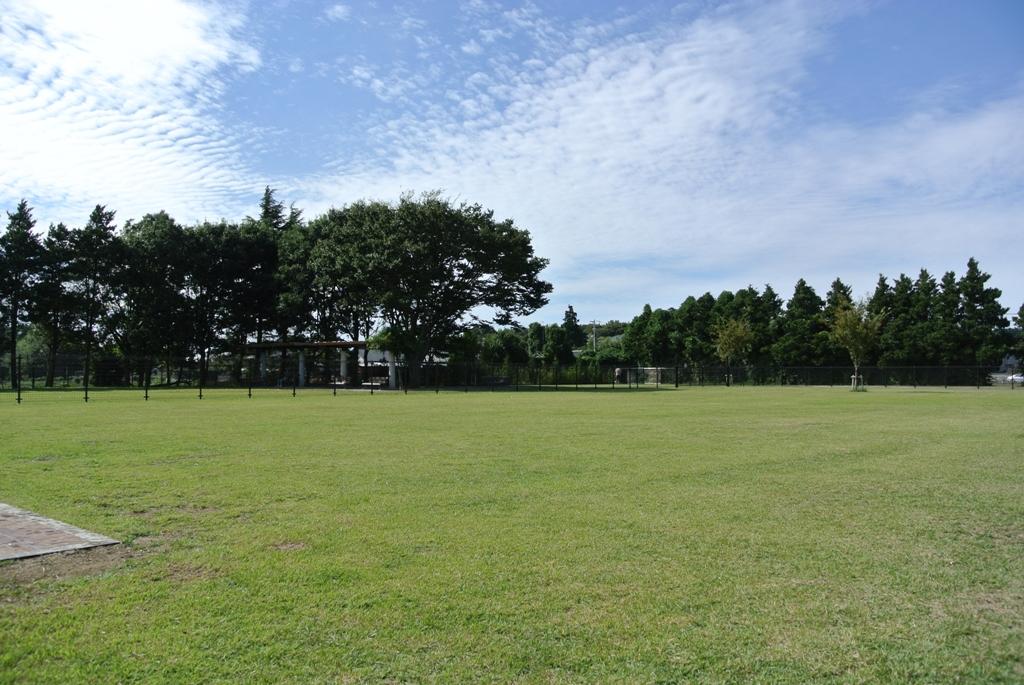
[0,503,118,561]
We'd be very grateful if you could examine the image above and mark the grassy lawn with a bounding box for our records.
[1,387,1022,683]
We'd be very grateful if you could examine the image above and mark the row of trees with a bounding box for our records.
[0,190,552,387]
[617,264,1020,369]
[402,259,1021,375]
[4,190,1019,388]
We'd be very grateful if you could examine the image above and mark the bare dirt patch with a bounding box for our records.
[0,543,131,587]
[0,531,180,596]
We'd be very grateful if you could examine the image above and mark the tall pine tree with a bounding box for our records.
[958,258,1009,365]
[1,200,42,387]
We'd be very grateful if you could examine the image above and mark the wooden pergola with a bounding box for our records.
[242,340,395,388]
[243,340,368,350]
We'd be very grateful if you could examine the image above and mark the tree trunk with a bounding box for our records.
[45,332,58,388]
[9,300,17,392]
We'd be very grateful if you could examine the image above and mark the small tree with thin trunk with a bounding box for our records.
[831,300,881,391]
[714,318,753,386]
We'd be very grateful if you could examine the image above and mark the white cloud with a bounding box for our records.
[461,39,483,55]
[324,4,351,22]
[290,1,1024,317]
[0,0,262,224]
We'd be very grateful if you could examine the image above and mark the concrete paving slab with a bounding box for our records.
[0,503,119,561]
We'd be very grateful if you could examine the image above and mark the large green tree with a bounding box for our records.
[1,200,43,387]
[562,305,586,348]
[772,279,825,367]
[674,293,717,365]
[29,222,77,386]
[116,212,191,383]
[357,192,551,382]
[957,258,1009,365]
[821,278,854,365]
[542,324,575,365]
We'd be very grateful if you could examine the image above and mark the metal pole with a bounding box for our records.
[575,363,579,390]
[16,355,21,404]
[675,365,679,389]
[144,360,150,401]
[554,363,559,391]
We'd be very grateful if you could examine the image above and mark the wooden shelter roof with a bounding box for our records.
[243,341,368,350]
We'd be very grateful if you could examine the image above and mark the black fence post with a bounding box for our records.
[515,364,519,392]
[16,355,22,404]
[944,366,948,389]
[976,366,980,390]
[675,365,679,388]
[144,362,150,401]
[83,351,90,403]
[575,363,579,391]
[554,364,559,391]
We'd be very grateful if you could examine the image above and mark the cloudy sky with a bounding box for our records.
[1,0,1022,322]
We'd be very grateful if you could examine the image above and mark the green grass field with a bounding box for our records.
[1,387,1022,683]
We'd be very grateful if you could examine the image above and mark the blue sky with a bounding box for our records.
[1,0,1022,323]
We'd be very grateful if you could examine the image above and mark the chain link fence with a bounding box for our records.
[1,350,1018,402]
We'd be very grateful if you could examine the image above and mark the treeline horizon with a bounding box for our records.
[447,259,1021,371]
[2,190,1021,389]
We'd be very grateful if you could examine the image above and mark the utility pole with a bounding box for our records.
[591,320,598,353]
